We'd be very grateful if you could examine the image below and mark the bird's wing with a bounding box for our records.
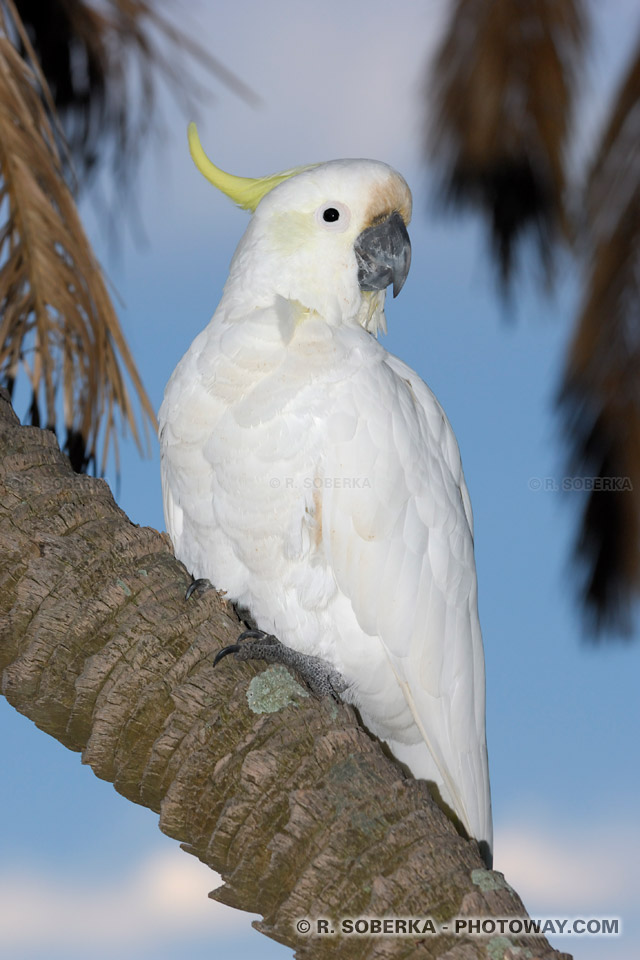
[158,324,229,573]
[322,349,491,847]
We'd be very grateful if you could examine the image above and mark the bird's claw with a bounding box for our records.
[236,629,279,645]
[212,628,348,701]
[213,629,280,668]
[212,644,241,666]
[185,577,214,601]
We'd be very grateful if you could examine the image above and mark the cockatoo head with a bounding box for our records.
[188,124,412,330]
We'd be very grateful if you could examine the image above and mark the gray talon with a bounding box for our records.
[237,629,279,644]
[213,644,241,666]
[213,627,349,700]
[185,577,214,601]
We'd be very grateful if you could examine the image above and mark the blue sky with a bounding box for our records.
[1,2,639,958]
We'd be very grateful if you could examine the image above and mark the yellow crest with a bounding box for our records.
[188,123,314,212]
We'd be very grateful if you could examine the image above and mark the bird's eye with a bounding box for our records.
[316,201,350,232]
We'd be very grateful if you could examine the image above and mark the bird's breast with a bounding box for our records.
[166,306,371,604]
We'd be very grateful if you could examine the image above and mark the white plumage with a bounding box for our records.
[160,143,492,860]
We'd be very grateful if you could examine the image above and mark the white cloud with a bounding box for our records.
[2,818,636,957]
[496,816,639,913]
[493,816,640,960]
[0,847,253,948]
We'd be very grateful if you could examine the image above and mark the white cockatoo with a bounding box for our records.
[160,125,492,865]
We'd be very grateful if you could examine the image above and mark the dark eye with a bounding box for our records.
[316,201,350,231]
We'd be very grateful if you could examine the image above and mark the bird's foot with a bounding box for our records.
[214,629,349,700]
[185,577,215,601]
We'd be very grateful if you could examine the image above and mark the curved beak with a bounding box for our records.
[354,210,411,298]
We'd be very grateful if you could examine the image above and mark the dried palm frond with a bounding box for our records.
[427,0,586,285]
[558,33,640,634]
[0,0,155,472]
[10,0,258,193]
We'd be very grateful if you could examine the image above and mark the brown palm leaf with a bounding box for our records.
[12,0,258,192]
[558,33,640,634]
[427,0,586,285]
[0,0,155,472]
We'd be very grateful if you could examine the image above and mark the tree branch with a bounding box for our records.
[0,390,571,960]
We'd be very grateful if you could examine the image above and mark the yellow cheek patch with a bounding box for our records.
[270,211,316,253]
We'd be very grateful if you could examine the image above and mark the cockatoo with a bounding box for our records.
[160,125,492,865]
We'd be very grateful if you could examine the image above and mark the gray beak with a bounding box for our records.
[354,210,411,298]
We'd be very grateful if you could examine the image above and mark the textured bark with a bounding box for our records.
[0,389,571,960]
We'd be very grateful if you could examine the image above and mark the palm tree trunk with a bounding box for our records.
[0,389,571,960]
